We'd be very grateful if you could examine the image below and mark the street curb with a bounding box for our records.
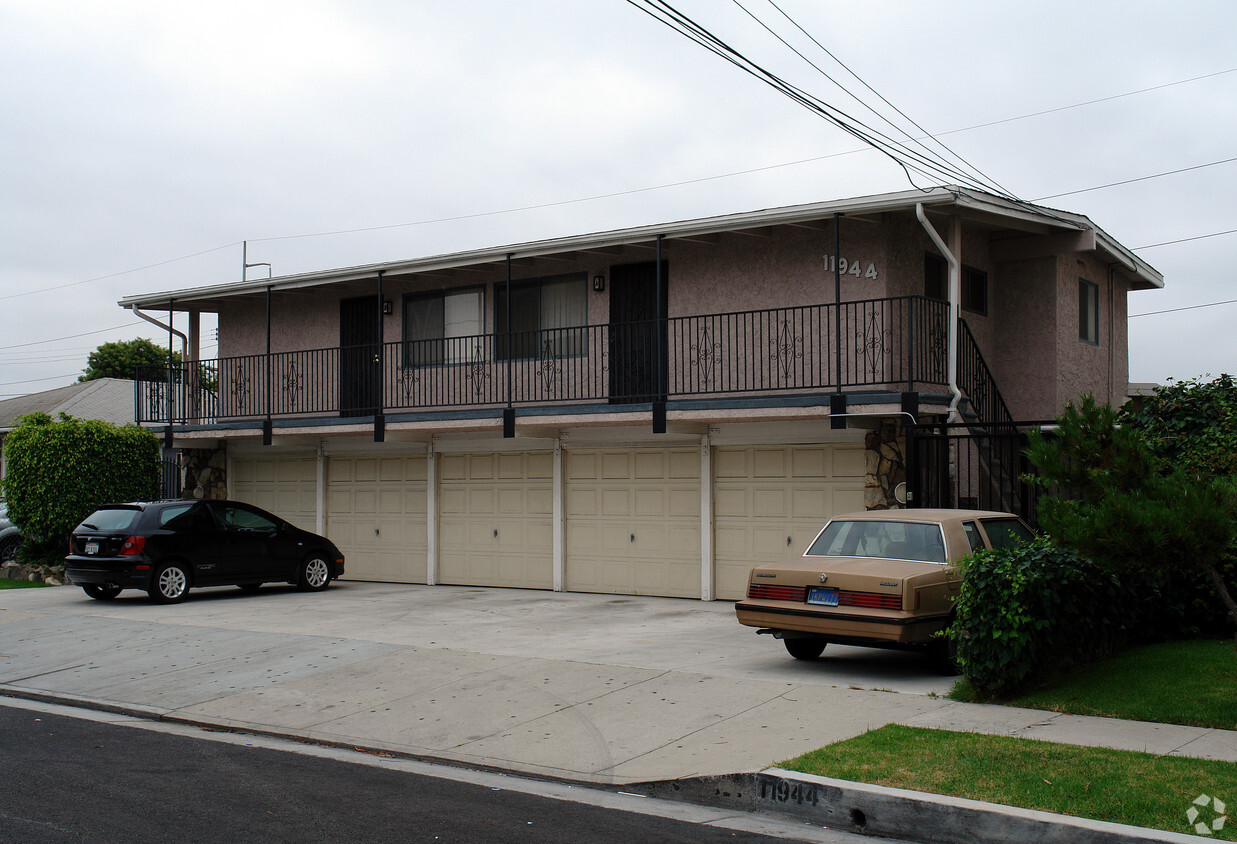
[634,769,1210,844]
[1,688,1210,843]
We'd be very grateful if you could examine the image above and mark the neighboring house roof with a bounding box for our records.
[117,186,1164,313]
[0,378,138,433]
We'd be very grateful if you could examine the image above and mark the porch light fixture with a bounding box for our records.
[382,299,394,315]
[592,274,605,292]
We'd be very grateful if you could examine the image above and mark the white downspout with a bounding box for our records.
[130,306,189,360]
[915,204,964,423]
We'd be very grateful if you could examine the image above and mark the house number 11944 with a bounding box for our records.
[823,255,879,280]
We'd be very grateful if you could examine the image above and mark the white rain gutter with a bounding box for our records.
[915,203,964,423]
[130,306,189,360]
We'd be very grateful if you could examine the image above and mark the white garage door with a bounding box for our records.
[327,454,428,583]
[438,452,553,589]
[713,445,866,600]
[231,455,317,531]
[566,448,701,598]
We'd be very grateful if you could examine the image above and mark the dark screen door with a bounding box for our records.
[340,295,381,416]
[608,261,667,403]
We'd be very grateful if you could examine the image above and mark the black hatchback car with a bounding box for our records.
[66,500,346,603]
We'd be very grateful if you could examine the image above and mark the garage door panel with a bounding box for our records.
[232,456,316,531]
[714,445,866,601]
[566,448,701,599]
[832,447,866,477]
[437,451,552,590]
[327,453,427,584]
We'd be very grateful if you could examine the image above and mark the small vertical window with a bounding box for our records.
[1079,279,1099,344]
[924,253,946,301]
[962,267,988,315]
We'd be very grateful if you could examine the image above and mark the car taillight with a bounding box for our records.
[120,536,146,555]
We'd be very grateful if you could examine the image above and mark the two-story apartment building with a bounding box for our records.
[120,186,1161,600]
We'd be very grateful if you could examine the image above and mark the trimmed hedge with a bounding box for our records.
[950,539,1129,698]
[1,412,159,548]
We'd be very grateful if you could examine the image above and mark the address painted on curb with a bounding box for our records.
[759,775,819,806]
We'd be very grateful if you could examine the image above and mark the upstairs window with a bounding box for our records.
[495,273,587,360]
[403,288,484,366]
[962,267,988,315]
[1079,279,1099,344]
[924,253,987,315]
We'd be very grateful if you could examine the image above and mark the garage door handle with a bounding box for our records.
[787,536,792,546]
[630,533,635,543]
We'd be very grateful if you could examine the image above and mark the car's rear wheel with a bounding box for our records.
[931,634,962,675]
[148,563,190,603]
[82,583,122,601]
[784,637,828,660]
[296,556,331,592]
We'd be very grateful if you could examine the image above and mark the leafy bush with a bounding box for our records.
[951,540,1128,698]
[1,413,160,553]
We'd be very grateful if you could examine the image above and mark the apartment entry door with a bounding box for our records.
[340,295,382,416]
[608,261,667,403]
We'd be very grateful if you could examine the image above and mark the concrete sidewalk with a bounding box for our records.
[1,580,1232,788]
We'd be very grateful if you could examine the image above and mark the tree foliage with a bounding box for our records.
[1026,394,1237,644]
[1124,374,1237,476]
[80,338,179,382]
[0,413,159,556]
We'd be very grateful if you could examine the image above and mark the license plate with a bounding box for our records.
[84,542,99,555]
[806,586,838,606]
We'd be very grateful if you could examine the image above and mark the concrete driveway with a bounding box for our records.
[0,580,962,783]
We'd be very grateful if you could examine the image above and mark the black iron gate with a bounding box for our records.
[909,422,1048,527]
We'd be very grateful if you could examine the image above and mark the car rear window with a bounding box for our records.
[79,508,141,532]
[980,518,1034,550]
[806,520,947,563]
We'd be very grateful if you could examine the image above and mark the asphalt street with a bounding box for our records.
[0,699,891,844]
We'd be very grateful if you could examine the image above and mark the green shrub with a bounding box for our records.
[951,540,1128,698]
[1,412,160,552]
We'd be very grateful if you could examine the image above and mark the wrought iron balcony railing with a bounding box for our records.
[137,296,970,426]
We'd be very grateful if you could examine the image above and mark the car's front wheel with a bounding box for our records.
[148,563,190,603]
[82,583,122,601]
[296,556,331,592]
[784,637,828,660]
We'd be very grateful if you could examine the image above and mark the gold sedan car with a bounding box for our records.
[735,509,1032,665]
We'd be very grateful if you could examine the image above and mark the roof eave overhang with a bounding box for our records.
[117,186,1162,308]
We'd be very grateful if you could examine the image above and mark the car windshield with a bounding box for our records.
[980,518,1033,549]
[80,507,141,532]
[806,519,947,563]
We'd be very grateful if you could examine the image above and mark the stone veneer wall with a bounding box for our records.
[865,420,906,510]
[181,447,227,500]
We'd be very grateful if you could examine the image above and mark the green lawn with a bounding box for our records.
[0,578,52,589]
[781,725,1236,839]
[951,639,1237,730]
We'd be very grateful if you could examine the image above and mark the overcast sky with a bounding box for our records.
[2,0,1235,398]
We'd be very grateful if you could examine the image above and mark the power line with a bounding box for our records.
[1,65,1231,300]
[1033,156,1237,201]
[1134,228,1237,250]
[0,243,239,303]
[625,0,1013,196]
[0,322,146,351]
[0,373,79,387]
[1131,298,1237,319]
[751,0,1016,198]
